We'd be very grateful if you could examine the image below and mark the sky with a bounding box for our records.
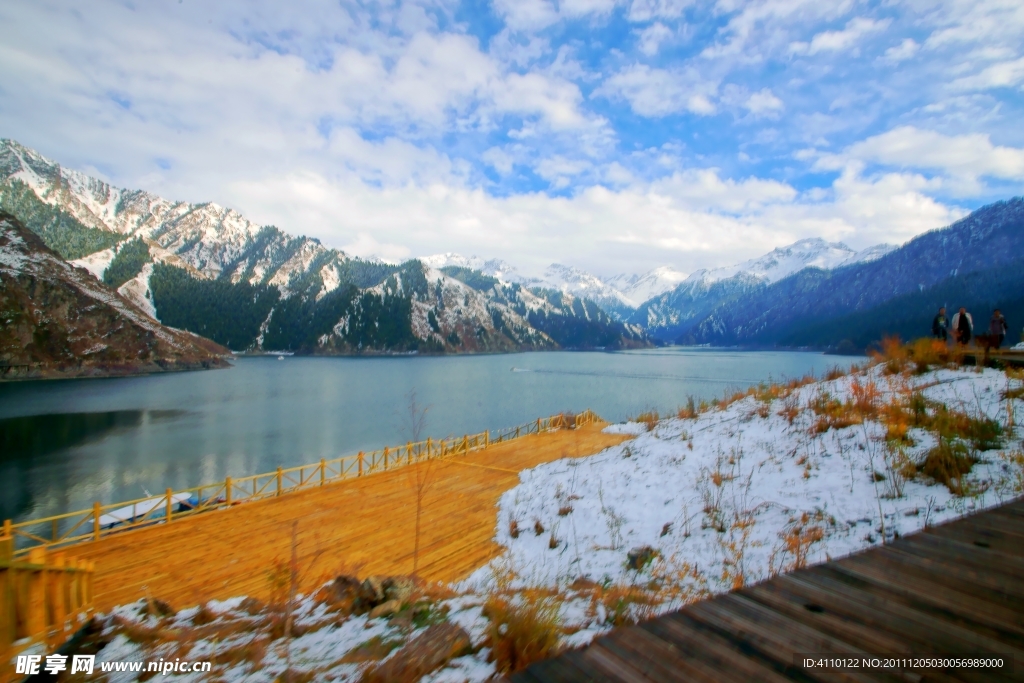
[1,0,1022,278]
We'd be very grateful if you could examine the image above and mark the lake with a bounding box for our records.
[0,349,857,523]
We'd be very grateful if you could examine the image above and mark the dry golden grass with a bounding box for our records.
[635,410,659,431]
[484,594,562,674]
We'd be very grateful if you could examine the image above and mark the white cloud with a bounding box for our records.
[951,56,1024,91]
[637,22,673,56]
[744,88,784,117]
[701,0,854,61]
[789,17,891,56]
[881,38,919,64]
[0,0,1014,280]
[535,156,592,188]
[596,65,718,116]
[815,126,1024,187]
[491,0,560,32]
[482,147,516,175]
[628,0,692,22]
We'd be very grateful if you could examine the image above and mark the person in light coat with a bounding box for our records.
[951,307,973,346]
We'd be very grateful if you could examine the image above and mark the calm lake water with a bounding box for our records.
[0,349,857,523]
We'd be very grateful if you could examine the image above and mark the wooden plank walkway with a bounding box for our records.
[69,423,630,612]
[515,497,1024,682]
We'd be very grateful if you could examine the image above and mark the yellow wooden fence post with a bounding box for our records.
[51,552,66,642]
[93,502,101,541]
[384,447,389,471]
[485,431,489,448]
[225,477,232,505]
[407,442,413,466]
[358,452,364,476]
[68,559,80,618]
[85,561,95,608]
[27,547,46,644]
[165,488,173,525]
[537,418,541,433]
[320,459,326,486]
[427,437,432,458]
[277,467,283,496]
[1,533,12,652]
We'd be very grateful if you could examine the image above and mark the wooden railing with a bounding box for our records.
[1,536,94,675]
[5,410,598,557]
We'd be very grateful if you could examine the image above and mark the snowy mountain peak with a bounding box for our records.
[607,266,689,307]
[687,237,891,287]
[419,253,529,284]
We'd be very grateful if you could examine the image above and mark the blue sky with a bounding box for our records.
[1,0,1022,277]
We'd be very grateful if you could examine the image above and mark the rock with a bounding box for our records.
[317,575,362,613]
[627,545,658,571]
[368,599,401,620]
[383,577,414,605]
[361,622,471,682]
[360,576,387,605]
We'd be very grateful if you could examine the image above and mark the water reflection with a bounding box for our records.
[0,410,186,520]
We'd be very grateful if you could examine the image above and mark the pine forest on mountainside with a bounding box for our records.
[0,179,125,260]
[103,237,151,289]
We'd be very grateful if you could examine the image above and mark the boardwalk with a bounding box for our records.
[515,498,1024,682]
[70,423,630,612]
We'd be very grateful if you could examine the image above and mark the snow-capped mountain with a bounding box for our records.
[685,238,894,288]
[637,198,1024,346]
[419,253,530,285]
[632,238,896,339]
[606,266,688,308]
[533,264,636,320]
[1,140,647,353]
[422,253,640,320]
[0,139,353,298]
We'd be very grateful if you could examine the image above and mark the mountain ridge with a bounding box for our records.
[0,212,229,380]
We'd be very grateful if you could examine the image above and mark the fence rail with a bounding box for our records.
[5,410,598,557]
[1,536,94,676]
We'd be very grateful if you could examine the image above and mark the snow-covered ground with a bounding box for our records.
[86,362,1023,681]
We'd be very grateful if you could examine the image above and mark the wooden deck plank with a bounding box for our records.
[820,563,1024,646]
[514,500,1024,682]
[647,611,810,683]
[770,575,1019,683]
[66,424,631,611]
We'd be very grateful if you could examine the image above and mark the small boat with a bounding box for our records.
[278,355,285,360]
[99,492,193,527]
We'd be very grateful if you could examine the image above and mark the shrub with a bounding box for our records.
[920,439,976,494]
[484,596,561,674]
[872,335,910,374]
[824,365,847,381]
[677,396,698,420]
[907,338,962,374]
[636,410,659,431]
[929,405,1003,450]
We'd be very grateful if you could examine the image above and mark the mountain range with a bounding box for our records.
[0,140,646,355]
[2,138,1021,360]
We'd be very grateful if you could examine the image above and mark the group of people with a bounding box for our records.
[932,306,1009,348]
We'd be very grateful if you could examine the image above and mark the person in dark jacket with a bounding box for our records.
[989,309,1008,348]
[931,307,948,341]
[951,307,973,346]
